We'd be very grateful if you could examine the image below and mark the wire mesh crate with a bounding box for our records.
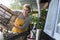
[0,4,17,28]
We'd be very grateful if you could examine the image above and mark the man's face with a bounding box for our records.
[23,7,30,15]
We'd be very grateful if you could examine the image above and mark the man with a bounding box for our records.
[12,4,31,40]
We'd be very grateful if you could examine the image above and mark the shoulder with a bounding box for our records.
[13,10,23,15]
[26,16,31,22]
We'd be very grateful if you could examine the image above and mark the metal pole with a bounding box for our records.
[36,0,41,40]
[36,29,42,40]
[36,0,41,18]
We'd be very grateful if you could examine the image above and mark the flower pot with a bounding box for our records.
[27,37,35,40]
[36,29,42,40]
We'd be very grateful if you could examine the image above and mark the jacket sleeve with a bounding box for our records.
[20,17,30,30]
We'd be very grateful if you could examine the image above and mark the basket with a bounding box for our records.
[0,4,17,30]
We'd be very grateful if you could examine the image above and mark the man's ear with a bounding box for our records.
[28,10,31,13]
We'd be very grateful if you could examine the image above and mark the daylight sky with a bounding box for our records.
[0,0,12,7]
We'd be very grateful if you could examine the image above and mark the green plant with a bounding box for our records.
[10,0,23,10]
[36,10,47,30]
[30,10,47,30]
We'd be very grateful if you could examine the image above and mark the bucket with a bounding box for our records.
[27,37,35,40]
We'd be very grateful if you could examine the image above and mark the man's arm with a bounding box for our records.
[16,17,30,30]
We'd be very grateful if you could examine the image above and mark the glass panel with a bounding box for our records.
[57,10,60,34]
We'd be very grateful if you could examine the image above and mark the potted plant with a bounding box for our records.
[36,9,47,40]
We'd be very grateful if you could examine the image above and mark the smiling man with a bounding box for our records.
[12,4,31,40]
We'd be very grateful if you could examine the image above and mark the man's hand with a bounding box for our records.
[13,23,23,29]
[16,26,23,30]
